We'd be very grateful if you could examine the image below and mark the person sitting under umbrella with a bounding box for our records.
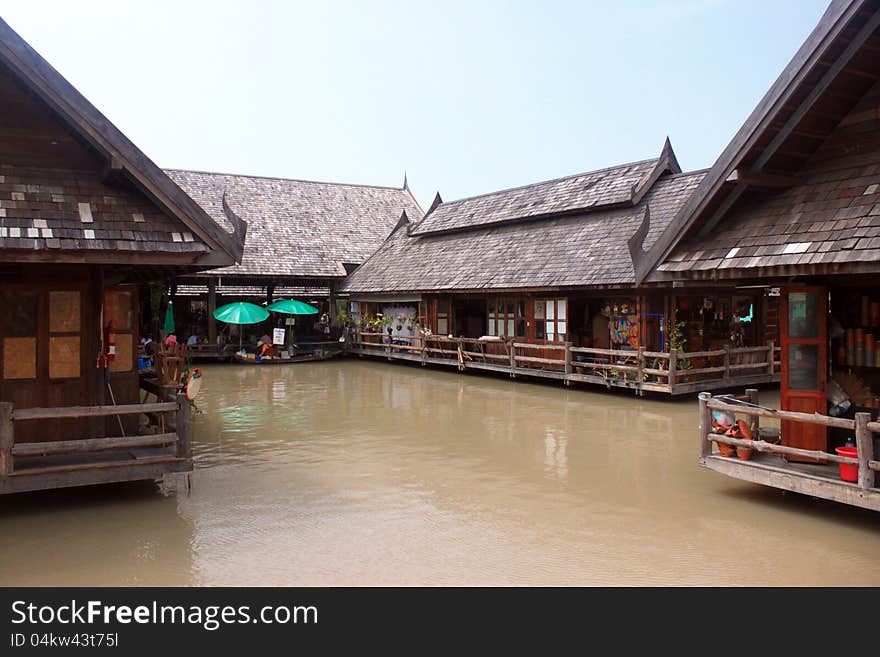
[258,333,276,358]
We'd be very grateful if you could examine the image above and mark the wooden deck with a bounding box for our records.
[348,332,780,396]
[698,391,880,512]
[0,393,193,496]
[701,452,880,512]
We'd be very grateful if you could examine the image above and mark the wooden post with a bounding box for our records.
[698,392,712,459]
[176,392,192,460]
[421,336,427,366]
[509,341,516,378]
[855,412,874,490]
[564,341,573,385]
[746,388,760,433]
[723,344,731,381]
[668,348,678,388]
[207,278,217,347]
[636,346,645,394]
[91,265,106,440]
[0,402,13,476]
[767,340,775,376]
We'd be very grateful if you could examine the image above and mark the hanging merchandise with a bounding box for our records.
[104,320,117,364]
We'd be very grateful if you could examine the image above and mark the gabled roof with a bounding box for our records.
[656,80,880,279]
[638,0,880,282]
[410,139,680,236]
[0,16,245,264]
[340,168,705,294]
[167,169,424,280]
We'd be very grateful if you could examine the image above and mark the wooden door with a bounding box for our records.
[780,286,827,461]
[0,283,90,443]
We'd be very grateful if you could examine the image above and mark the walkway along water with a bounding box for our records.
[1,361,879,586]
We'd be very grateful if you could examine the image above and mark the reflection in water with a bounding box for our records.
[2,360,880,585]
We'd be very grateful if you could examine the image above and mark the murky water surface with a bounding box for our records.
[2,361,879,586]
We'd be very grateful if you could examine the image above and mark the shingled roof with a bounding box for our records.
[642,0,880,282]
[166,170,424,280]
[412,139,679,236]
[340,161,704,294]
[0,17,245,266]
[657,79,880,279]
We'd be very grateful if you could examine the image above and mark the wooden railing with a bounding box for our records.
[349,330,781,394]
[0,393,192,477]
[698,390,879,492]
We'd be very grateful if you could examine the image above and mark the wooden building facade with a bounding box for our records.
[637,0,880,509]
[340,141,781,395]
[0,18,246,494]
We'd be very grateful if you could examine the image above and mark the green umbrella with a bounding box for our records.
[266,299,319,315]
[163,299,175,335]
[213,301,270,351]
[213,301,270,324]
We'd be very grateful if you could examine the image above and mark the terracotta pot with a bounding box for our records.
[736,445,753,461]
[715,433,736,457]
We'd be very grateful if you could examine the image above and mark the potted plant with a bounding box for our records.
[650,319,692,383]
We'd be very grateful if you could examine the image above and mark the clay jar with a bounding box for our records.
[734,419,754,461]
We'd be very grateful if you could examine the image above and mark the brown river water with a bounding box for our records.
[2,360,879,586]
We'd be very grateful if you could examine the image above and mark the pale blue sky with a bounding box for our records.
[0,0,830,209]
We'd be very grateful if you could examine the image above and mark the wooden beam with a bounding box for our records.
[207,277,217,346]
[0,459,191,495]
[100,155,124,183]
[9,455,185,478]
[855,412,874,491]
[13,401,176,421]
[12,432,177,457]
[726,168,801,188]
[752,10,880,174]
[0,402,13,475]
[697,184,747,238]
[698,392,712,460]
[176,392,192,460]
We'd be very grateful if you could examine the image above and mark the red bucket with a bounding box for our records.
[835,446,859,482]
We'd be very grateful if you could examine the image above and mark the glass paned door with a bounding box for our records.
[780,286,827,460]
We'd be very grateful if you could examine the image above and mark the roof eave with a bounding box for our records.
[0,17,246,265]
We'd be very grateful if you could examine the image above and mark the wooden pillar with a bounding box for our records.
[637,346,645,397]
[668,347,678,389]
[328,281,337,329]
[855,412,874,490]
[176,392,192,461]
[723,343,731,381]
[563,341,573,383]
[266,284,275,305]
[767,340,775,376]
[746,388,760,433]
[509,341,516,377]
[0,402,13,476]
[698,392,712,459]
[207,278,217,346]
[91,265,106,439]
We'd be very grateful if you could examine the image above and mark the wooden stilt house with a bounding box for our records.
[339,140,780,395]
[636,0,880,509]
[0,18,246,494]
